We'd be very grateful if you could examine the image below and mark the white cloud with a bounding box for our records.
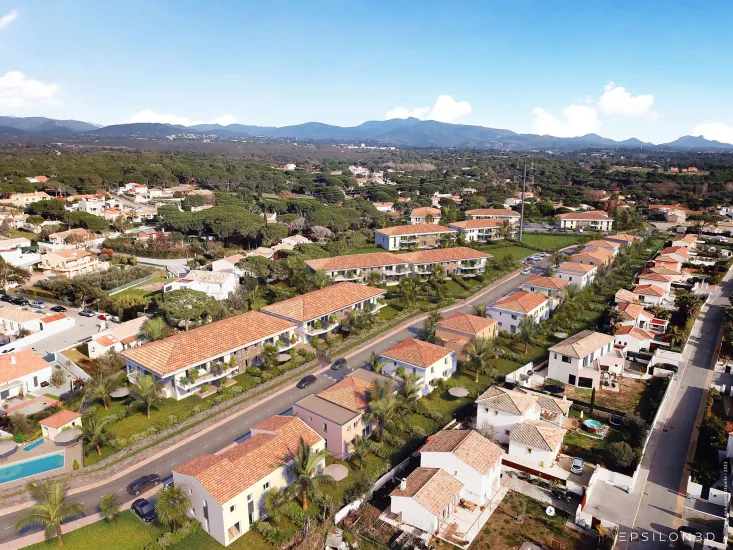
[692,122,733,145]
[597,82,655,117]
[386,94,471,123]
[0,9,18,30]
[128,109,201,126]
[208,114,236,126]
[532,104,600,137]
[0,71,58,108]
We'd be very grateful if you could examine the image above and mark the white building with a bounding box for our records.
[420,429,505,506]
[507,420,567,471]
[547,330,616,389]
[554,262,597,289]
[173,416,325,546]
[375,224,457,251]
[672,234,698,249]
[521,276,570,310]
[380,338,456,397]
[304,252,412,285]
[614,326,656,354]
[272,234,312,252]
[633,284,667,306]
[87,316,148,359]
[211,254,246,278]
[372,202,394,213]
[615,302,654,329]
[409,207,441,225]
[0,307,45,336]
[0,350,52,403]
[163,270,239,301]
[40,410,82,441]
[464,208,521,224]
[447,219,507,242]
[556,211,613,231]
[487,290,550,334]
[637,272,674,293]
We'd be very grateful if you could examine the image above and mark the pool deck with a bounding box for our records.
[0,441,82,491]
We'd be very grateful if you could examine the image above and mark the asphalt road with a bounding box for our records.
[0,265,543,544]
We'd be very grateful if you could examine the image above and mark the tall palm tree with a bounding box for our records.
[155,484,191,531]
[421,312,442,343]
[474,303,487,318]
[262,487,287,521]
[87,375,114,410]
[349,434,377,471]
[516,316,540,354]
[142,317,168,342]
[364,391,403,444]
[463,336,498,383]
[98,493,121,524]
[311,271,331,290]
[277,437,331,511]
[129,373,162,418]
[668,325,685,347]
[396,277,417,306]
[399,374,422,407]
[81,417,113,456]
[16,479,85,547]
[368,352,387,374]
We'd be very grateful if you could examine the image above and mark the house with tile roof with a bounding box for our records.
[507,420,567,471]
[615,302,654,329]
[380,338,456,397]
[521,276,570,310]
[637,271,674,293]
[261,282,385,341]
[447,218,509,242]
[652,254,683,272]
[40,410,82,441]
[487,290,550,334]
[389,467,464,536]
[409,207,441,224]
[554,261,597,289]
[9,191,51,208]
[465,208,521,224]
[475,386,571,444]
[374,223,457,251]
[163,269,239,300]
[88,316,148,359]
[0,306,45,336]
[122,311,298,400]
[40,249,107,279]
[173,415,325,546]
[399,247,492,277]
[583,239,622,257]
[0,350,52,404]
[569,248,614,268]
[373,202,395,213]
[614,326,656,354]
[292,370,396,459]
[547,330,616,389]
[672,234,698,249]
[644,265,686,282]
[211,254,247,278]
[304,252,412,286]
[615,288,639,305]
[633,284,668,306]
[556,210,613,231]
[435,312,498,360]
[420,430,505,506]
[605,233,641,247]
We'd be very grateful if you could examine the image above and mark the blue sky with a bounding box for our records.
[1,0,733,143]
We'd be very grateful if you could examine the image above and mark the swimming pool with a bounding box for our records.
[23,438,46,451]
[0,452,65,484]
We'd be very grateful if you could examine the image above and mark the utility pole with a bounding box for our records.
[518,157,527,242]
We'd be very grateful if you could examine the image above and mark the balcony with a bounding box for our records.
[305,319,341,337]
[332,271,362,282]
[175,363,236,390]
[276,334,300,352]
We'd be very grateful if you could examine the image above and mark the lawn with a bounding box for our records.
[111,275,168,301]
[562,423,625,467]
[480,245,535,261]
[22,511,167,550]
[10,228,38,241]
[377,304,403,321]
[518,233,584,251]
[495,335,548,365]
[562,376,653,417]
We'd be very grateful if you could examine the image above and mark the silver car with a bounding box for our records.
[570,457,584,474]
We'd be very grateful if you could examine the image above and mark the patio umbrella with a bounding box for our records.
[554,332,569,339]
[323,464,349,481]
[0,441,18,458]
[54,429,82,445]
[110,387,130,399]
[448,387,469,397]
[276,353,291,363]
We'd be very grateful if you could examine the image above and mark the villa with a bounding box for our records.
[614,326,656,354]
[464,208,521,224]
[583,239,622,257]
[554,262,597,289]
[521,276,570,310]
[211,254,246,277]
[672,234,698,249]
[409,207,441,224]
[0,350,52,403]
[374,224,457,251]
[568,248,614,268]
[380,338,456,396]
[163,270,239,300]
[435,312,498,360]
[605,233,640,247]
[447,219,507,242]
[40,249,106,279]
[87,316,148,359]
[487,290,550,334]
[556,211,613,231]
[547,330,617,389]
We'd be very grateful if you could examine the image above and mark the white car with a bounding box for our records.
[521,268,532,275]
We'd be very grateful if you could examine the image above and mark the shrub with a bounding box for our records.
[229,386,244,396]
[382,431,405,448]
[606,441,636,470]
[407,425,427,438]
[73,459,80,470]
[261,371,274,382]
[624,415,649,448]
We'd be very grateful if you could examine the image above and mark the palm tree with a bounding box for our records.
[349,435,377,471]
[129,373,162,418]
[396,277,417,306]
[81,417,113,456]
[155,484,191,531]
[498,220,511,240]
[142,317,168,342]
[463,336,497,383]
[368,352,387,374]
[364,391,403,444]
[311,271,331,290]
[421,312,442,343]
[16,479,85,547]
[668,325,684,347]
[516,316,540,353]
[399,374,422,406]
[98,493,121,524]
[87,375,114,410]
[247,284,261,304]
[474,303,487,318]
[262,487,287,521]
[277,437,331,511]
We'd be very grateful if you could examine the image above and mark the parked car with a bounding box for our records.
[10,297,29,306]
[97,314,108,321]
[331,358,347,370]
[126,474,161,495]
[131,498,157,522]
[50,305,67,313]
[108,315,121,323]
[521,268,531,275]
[0,294,13,303]
[296,375,318,389]
[570,457,584,474]
[655,362,678,373]
[79,309,96,317]
[30,301,46,309]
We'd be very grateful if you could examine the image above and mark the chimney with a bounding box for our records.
[562,395,567,401]
[10,355,16,364]
[399,478,407,491]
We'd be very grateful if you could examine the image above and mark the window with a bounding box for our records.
[511,314,517,320]
[505,430,510,436]
[309,416,312,422]
[230,504,236,513]
[568,374,576,385]
[561,355,571,364]
[203,500,209,521]
[263,481,270,490]
[493,410,499,416]
[526,448,532,454]
[247,494,252,501]
[323,423,327,433]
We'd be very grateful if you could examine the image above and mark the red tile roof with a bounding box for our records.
[305,252,408,272]
[40,410,81,429]
[615,325,656,340]
[523,276,570,290]
[381,338,453,368]
[492,290,548,314]
[375,223,455,236]
[0,350,50,386]
[634,284,666,297]
[557,261,596,274]
[410,207,441,217]
[448,219,505,229]
[557,210,610,221]
[399,246,492,264]
[437,312,496,335]
[421,430,504,475]
[616,303,653,321]
[317,377,372,413]
[465,208,519,218]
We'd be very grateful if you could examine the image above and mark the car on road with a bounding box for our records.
[296,375,318,389]
[79,309,96,317]
[10,296,29,306]
[108,314,121,323]
[30,301,47,309]
[131,498,157,522]
[50,305,67,313]
[570,457,584,474]
[0,294,13,303]
[97,314,108,321]
[126,474,161,495]
[521,268,531,275]
[331,358,347,370]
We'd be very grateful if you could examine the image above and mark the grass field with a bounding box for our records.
[111,275,168,301]
[518,233,584,251]
[481,245,535,261]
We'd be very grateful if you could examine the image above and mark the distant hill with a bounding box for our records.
[0,116,99,133]
[659,135,733,149]
[90,123,187,137]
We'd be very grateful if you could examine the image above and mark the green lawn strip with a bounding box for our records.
[10,229,38,241]
[480,245,535,261]
[345,246,383,255]
[563,424,625,466]
[518,233,584,251]
[111,275,168,301]
[21,511,167,550]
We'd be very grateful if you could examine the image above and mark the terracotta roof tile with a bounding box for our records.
[399,247,491,264]
[305,252,408,272]
[40,313,67,324]
[437,312,496,335]
[557,210,610,221]
[615,303,653,321]
[465,208,520,218]
[639,272,673,283]
[381,338,452,368]
[605,234,640,243]
[549,330,614,359]
[0,350,50,386]
[634,284,666,297]
[615,326,656,340]
[448,219,505,229]
[317,377,372,413]
[475,386,537,415]
[615,289,638,303]
[0,307,45,323]
[389,467,463,516]
[421,430,504,475]
[523,276,570,290]
[557,261,596,274]
[410,207,441,217]
[40,410,81,429]
[492,290,548,314]
[584,239,619,250]
[375,223,456,236]
[510,420,566,452]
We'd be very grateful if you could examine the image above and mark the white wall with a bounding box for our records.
[375,232,395,251]
[42,416,82,441]
[508,440,558,470]
[420,452,502,506]
[0,364,52,400]
[614,336,652,354]
[381,353,457,396]
[390,496,438,534]
[555,270,594,289]
[477,405,538,444]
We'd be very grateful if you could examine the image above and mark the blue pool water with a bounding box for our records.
[0,452,65,484]
[22,438,46,452]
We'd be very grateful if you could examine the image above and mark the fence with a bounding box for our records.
[373,456,413,492]
[55,347,92,382]
[334,498,364,524]
[108,273,157,296]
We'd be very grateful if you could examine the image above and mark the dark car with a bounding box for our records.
[79,309,96,317]
[131,498,157,522]
[331,358,347,370]
[126,474,161,495]
[11,296,29,306]
[50,305,67,313]
[0,294,13,303]
[296,375,318,389]
[656,362,678,373]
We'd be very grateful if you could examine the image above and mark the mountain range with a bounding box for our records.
[0,116,731,151]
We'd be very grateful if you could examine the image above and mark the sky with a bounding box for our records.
[1,0,733,144]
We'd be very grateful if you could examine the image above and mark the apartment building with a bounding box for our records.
[554,262,597,289]
[304,252,411,285]
[464,208,521,224]
[556,211,613,231]
[447,219,507,242]
[40,249,106,279]
[374,224,457,251]
[409,207,441,224]
[399,247,492,277]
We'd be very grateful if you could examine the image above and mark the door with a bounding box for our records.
[568,374,576,385]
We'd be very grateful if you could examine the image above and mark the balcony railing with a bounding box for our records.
[176,364,236,390]
[305,320,340,336]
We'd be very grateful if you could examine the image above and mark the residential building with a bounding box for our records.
[435,312,498,360]
[163,270,239,300]
[507,420,567,471]
[25,176,48,184]
[372,202,394,213]
[465,208,521,224]
[173,416,324,546]
[582,239,621,257]
[211,254,246,278]
[555,211,613,231]
[409,207,441,224]
[633,284,667,306]
[389,467,464,536]
[652,254,683,272]
[672,234,698,249]
[615,302,653,329]
[568,248,614,268]
[554,262,597,289]
[293,370,395,459]
[615,288,638,305]
[0,237,30,251]
[521,276,570,310]
[637,272,674,293]
[273,234,312,251]
[8,191,51,208]
[547,330,616,388]
[487,290,550,334]
[374,224,457,251]
[40,249,106,279]
[304,252,411,285]
[614,326,656,354]
[0,307,45,336]
[660,246,690,263]
[644,265,685,282]
[476,386,571,444]
[122,311,298,400]
[245,247,275,260]
[605,233,640,247]
[420,430,505,506]
[380,338,456,396]
[42,228,97,251]
[87,316,148,359]
[121,182,148,195]
[261,282,385,341]
[399,247,492,277]
[447,219,507,242]
[0,350,52,402]
[40,410,82,441]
